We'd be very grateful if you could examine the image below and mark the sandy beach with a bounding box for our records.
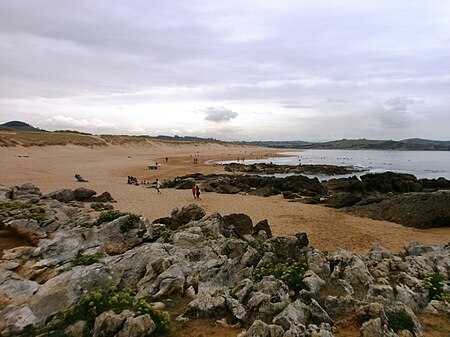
[1,141,449,254]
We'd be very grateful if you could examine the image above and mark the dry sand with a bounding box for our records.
[1,142,449,254]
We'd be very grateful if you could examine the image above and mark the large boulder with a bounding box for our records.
[73,187,97,201]
[45,189,75,203]
[170,204,206,228]
[359,172,422,194]
[223,213,253,238]
[272,299,309,330]
[325,192,361,208]
[347,190,450,228]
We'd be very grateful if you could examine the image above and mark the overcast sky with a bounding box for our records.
[1,1,449,141]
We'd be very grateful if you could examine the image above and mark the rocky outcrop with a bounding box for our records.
[0,183,449,337]
[224,163,360,176]
[323,172,424,196]
[166,173,327,198]
[45,187,116,203]
[347,190,450,228]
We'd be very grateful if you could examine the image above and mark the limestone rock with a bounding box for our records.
[170,203,206,228]
[272,299,309,330]
[239,319,284,337]
[5,218,47,245]
[92,310,132,337]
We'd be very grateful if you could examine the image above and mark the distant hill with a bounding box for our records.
[1,121,47,132]
[301,138,450,151]
[156,135,219,142]
[237,138,450,151]
[239,140,314,149]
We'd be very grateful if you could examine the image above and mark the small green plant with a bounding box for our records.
[94,210,141,232]
[17,211,46,223]
[423,273,449,302]
[119,213,140,232]
[253,259,308,292]
[159,229,174,243]
[73,251,103,266]
[386,311,414,333]
[0,202,32,212]
[53,287,169,336]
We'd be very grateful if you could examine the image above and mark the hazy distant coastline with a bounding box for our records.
[1,121,449,151]
[241,138,450,151]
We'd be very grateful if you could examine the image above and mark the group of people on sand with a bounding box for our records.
[127,176,140,185]
[192,184,201,200]
[127,175,162,194]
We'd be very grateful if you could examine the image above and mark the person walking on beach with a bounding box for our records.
[155,179,161,194]
[195,184,201,200]
[192,184,197,199]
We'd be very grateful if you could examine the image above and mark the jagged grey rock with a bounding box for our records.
[0,183,448,336]
[5,219,46,245]
[239,319,284,337]
[272,299,309,330]
[170,203,206,228]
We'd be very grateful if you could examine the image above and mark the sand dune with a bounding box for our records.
[1,141,449,254]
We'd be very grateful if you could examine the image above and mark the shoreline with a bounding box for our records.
[1,143,449,254]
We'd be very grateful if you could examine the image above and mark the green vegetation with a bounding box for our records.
[17,211,46,223]
[0,203,46,223]
[53,286,170,336]
[0,130,108,147]
[158,229,174,243]
[386,311,414,333]
[253,259,307,292]
[90,210,141,232]
[423,273,450,302]
[0,202,32,212]
[73,251,103,266]
[151,228,174,243]
[0,126,14,132]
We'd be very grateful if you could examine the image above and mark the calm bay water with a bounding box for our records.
[221,149,450,180]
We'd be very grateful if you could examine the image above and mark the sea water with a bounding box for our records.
[220,149,450,181]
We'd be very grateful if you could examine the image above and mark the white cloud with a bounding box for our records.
[202,107,238,122]
[45,115,115,130]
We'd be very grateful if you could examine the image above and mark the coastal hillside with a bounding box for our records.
[244,138,450,151]
[0,121,46,132]
[0,127,230,148]
[303,138,450,151]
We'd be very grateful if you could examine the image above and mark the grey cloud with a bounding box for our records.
[203,107,238,122]
[375,96,424,128]
[1,2,450,140]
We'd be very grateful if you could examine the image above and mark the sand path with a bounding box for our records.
[1,143,449,254]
